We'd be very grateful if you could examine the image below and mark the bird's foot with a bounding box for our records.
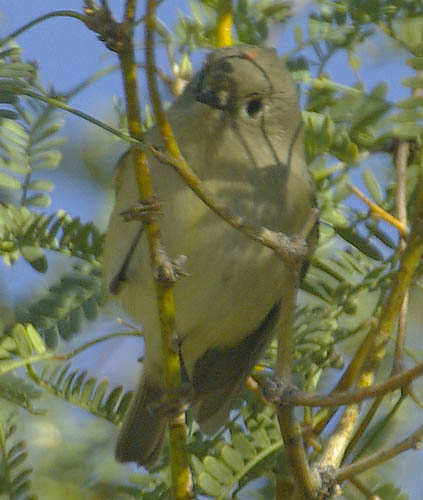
[148,383,193,418]
[120,196,163,223]
[154,253,188,284]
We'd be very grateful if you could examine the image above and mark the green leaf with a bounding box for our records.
[30,150,62,170]
[26,179,54,192]
[104,386,123,413]
[92,379,108,410]
[0,171,21,189]
[21,245,48,272]
[80,376,98,405]
[0,109,19,119]
[363,169,383,205]
[321,207,349,228]
[231,432,257,460]
[293,24,303,45]
[365,221,397,249]
[401,76,423,89]
[0,417,36,499]
[191,455,204,475]
[393,16,423,52]
[407,56,423,70]
[0,91,18,104]
[336,226,383,261]
[198,472,223,497]
[392,108,423,123]
[203,456,233,484]
[221,445,244,472]
[250,428,271,450]
[25,323,46,354]
[308,16,320,40]
[393,122,422,139]
[24,193,51,208]
[32,120,65,144]
[12,324,32,357]
[398,95,423,108]
[71,370,87,397]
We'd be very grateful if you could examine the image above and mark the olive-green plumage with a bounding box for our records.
[103,46,317,467]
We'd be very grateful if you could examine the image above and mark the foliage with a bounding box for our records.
[0,414,37,500]
[0,1,422,499]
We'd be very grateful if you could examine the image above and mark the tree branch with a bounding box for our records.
[336,426,423,482]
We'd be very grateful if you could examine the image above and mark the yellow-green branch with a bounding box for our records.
[216,0,232,47]
[145,2,192,499]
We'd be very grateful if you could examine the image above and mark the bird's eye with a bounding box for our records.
[246,97,263,118]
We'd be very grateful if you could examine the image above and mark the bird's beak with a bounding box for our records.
[195,88,224,110]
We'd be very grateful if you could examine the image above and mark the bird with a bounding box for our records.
[103,45,317,467]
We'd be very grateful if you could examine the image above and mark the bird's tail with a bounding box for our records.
[115,374,167,468]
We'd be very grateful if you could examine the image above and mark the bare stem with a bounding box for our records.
[319,405,359,470]
[144,2,192,498]
[313,323,377,434]
[336,426,423,482]
[348,182,408,237]
[289,362,423,407]
[0,10,88,46]
[277,408,318,500]
[347,394,406,464]
[393,138,410,375]
[216,0,233,46]
[275,272,318,499]
[150,148,318,264]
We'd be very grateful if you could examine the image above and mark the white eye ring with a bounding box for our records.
[245,97,263,118]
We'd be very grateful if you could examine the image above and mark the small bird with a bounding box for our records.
[103,45,317,467]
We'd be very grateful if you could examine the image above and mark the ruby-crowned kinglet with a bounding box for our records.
[103,46,317,467]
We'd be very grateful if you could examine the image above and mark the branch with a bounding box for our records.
[216,0,232,47]
[0,353,58,375]
[150,148,318,264]
[144,2,192,498]
[19,89,143,147]
[345,394,406,464]
[0,10,88,46]
[348,183,409,237]
[285,362,423,407]
[335,426,423,482]
[276,284,318,500]
[313,321,377,434]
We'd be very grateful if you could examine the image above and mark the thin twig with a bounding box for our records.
[363,178,423,375]
[62,331,143,360]
[335,426,423,482]
[288,362,423,407]
[0,10,88,46]
[342,395,384,464]
[150,148,318,264]
[348,183,409,237]
[348,476,379,499]
[20,89,143,148]
[393,139,410,374]
[64,64,119,99]
[347,394,406,464]
[313,322,377,433]
[0,353,58,375]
